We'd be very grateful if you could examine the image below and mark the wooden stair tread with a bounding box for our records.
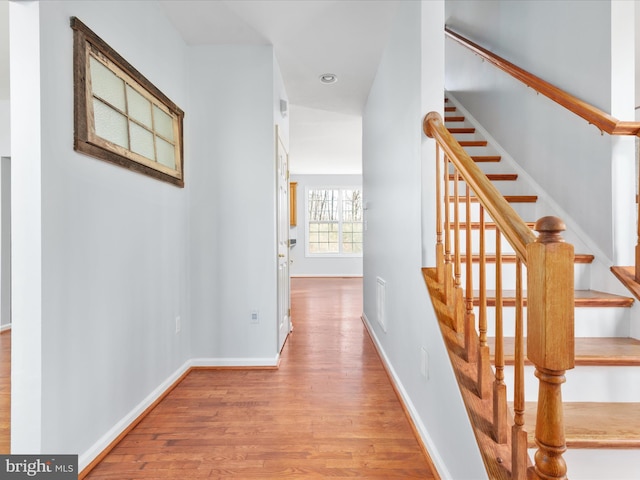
[449,173,518,181]
[448,127,476,134]
[459,221,535,230]
[519,402,640,448]
[445,116,465,122]
[490,337,640,366]
[475,290,634,308]
[459,140,488,147]
[449,195,538,203]
[461,253,594,264]
[471,155,501,162]
[610,266,640,302]
[486,173,517,181]
[445,106,456,112]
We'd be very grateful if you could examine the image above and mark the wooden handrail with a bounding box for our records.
[423,112,536,260]
[445,27,640,137]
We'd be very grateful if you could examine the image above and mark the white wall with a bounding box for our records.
[11,0,191,459]
[0,156,9,329]
[187,44,283,362]
[362,1,486,478]
[445,0,630,261]
[10,0,289,466]
[0,3,10,331]
[289,174,363,277]
[0,99,9,156]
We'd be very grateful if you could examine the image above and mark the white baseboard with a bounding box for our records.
[79,355,280,472]
[79,359,192,471]
[290,274,363,278]
[361,313,451,480]
[189,356,279,368]
[0,323,11,332]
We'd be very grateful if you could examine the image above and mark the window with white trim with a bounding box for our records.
[306,187,363,256]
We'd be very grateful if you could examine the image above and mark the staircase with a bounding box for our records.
[433,96,640,478]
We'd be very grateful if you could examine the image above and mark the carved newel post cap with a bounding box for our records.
[534,216,566,244]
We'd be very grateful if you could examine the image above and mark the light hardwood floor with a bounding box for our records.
[2,278,437,478]
[0,330,8,453]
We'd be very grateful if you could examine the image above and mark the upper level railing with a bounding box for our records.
[445,26,640,287]
[445,27,640,136]
[424,111,575,480]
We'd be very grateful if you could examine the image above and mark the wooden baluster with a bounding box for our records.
[527,217,575,480]
[493,229,507,444]
[444,156,453,306]
[436,144,444,283]
[512,257,528,480]
[477,206,489,398]
[636,145,640,282]
[453,169,464,332]
[464,183,477,363]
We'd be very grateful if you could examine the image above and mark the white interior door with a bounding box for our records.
[276,127,291,353]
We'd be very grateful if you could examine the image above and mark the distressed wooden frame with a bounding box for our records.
[71,17,185,187]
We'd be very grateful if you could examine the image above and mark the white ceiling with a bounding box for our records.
[157,0,401,174]
[0,0,400,174]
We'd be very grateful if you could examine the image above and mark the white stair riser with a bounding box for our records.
[457,228,519,255]
[452,144,500,156]
[560,450,640,480]
[449,179,533,196]
[450,201,539,224]
[449,160,515,175]
[502,365,640,402]
[481,305,630,338]
[449,131,483,141]
[456,261,591,290]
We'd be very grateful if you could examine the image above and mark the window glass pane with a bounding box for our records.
[342,189,363,222]
[154,105,174,141]
[93,98,129,149]
[127,86,152,128]
[308,189,339,221]
[90,57,126,111]
[130,121,155,160]
[156,136,176,168]
[309,221,338,254]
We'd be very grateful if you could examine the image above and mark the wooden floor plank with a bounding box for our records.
[84,278,438,479]
[0,330,9,453]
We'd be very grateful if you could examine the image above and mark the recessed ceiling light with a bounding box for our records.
[319,73,338,85]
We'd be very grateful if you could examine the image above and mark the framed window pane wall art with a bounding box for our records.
[71,17,185,187]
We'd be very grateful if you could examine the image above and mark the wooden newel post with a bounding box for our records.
[526,217,575,480]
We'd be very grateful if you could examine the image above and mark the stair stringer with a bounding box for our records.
[445,93,640,339]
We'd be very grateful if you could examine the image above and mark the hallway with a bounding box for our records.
[84,277,437,479]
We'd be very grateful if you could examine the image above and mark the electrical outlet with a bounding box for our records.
[421,347,429,379]
[175,316,181,334]
[250,309,259,324]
